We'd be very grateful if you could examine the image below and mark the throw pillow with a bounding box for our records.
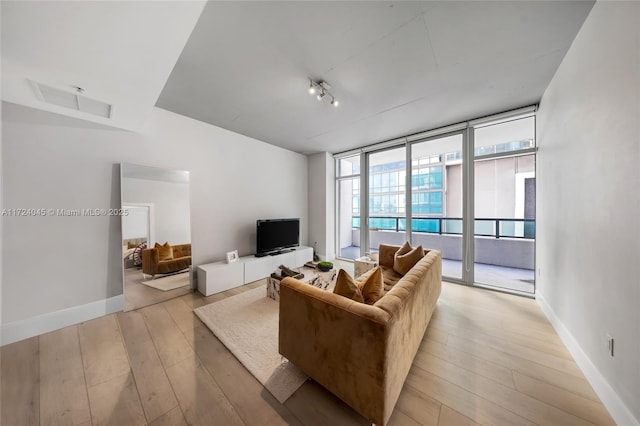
[333,269,364,303]
[155,242,174,261]
[358,266,384,305]
[396,241,412,257]
[133,243,147,266]
[393,244,425,275]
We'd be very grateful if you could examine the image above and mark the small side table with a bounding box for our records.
[355,256,379,279]
[266,276,282,300]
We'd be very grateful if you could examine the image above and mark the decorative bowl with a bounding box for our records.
[317,261,333,272]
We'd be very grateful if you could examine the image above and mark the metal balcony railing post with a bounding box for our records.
[495,219,500,239]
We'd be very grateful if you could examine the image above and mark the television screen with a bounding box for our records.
[256,218,300,256]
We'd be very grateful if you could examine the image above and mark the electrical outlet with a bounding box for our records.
[607,334,614,357]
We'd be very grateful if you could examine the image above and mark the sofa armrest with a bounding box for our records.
[279,277,390,424]
[142,248,159,275]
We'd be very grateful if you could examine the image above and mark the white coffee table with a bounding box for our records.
[266,266,337,301]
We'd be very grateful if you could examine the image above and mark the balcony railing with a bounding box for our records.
[352,216,535,239]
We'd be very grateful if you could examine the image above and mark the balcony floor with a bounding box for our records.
[340,246,534,295]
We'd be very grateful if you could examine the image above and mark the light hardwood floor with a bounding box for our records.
[1,281,615,426]
[124,267,192,311]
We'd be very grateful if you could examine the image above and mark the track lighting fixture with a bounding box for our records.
[308,79,339,107]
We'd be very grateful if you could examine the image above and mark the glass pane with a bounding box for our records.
[337,155,360,177]
[338,177,360,259]
[474,116,535,157]
[368,147,407,253]
[411,134,463,280]
[474,135,536,293]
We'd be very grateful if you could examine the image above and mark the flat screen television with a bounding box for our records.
[256,218,300,257]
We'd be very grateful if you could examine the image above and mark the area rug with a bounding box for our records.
[193,286,307,403]
[141,272,189,291]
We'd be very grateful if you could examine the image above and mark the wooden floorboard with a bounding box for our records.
[1,337,39,426]
[406,366,536,426]
[512,371,616,426]
[165,355,244,426]
[77,315,130,388]
[117,310,180,423]
[148,406,187,426]
[438,404,481,426]
[39,326,92,426]
[393,384,441,426]
[139,303,194,369]
[0,281,616,425]
[184,324,301,426]
[85,371,146,426]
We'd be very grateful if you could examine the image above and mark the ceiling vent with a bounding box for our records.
[30,80,112,119]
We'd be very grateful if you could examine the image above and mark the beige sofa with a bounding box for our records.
[279,244,442,426]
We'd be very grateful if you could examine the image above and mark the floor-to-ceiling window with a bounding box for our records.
[411,133,464,280]
[336,107,536,295]
[336,155,361,259]
[367,147,407,253]
[472,116,536,293]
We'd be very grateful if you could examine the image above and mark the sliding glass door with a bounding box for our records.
[367,147,407,254]
[336,108,536,295]
[473,116,536,294]
[411,134,464,280]
[336,155,361,260]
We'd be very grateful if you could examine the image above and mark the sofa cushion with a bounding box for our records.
[333,269,365,303]
[378,244,400,268]
[381,265,403,293]
[358,266,384,305]
[334,268,384,305]
[155,242,174,261]
[393,244,424,275]
[396,241,412,257]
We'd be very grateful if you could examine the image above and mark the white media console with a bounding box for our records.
[197,246,313,296]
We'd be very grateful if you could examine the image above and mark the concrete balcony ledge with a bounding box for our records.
[352,229,534,270]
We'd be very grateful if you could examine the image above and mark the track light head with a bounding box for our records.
[307,78,337,107]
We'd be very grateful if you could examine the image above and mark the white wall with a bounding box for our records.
[308,152,335,260]
[0,73,3,355]
[122,177,190,245]
[1,102,308,327]
[121,206,149,240]
[536,2,640,424]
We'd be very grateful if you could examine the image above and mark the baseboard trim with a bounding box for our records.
[1,294,124,346]
[536,291,639,426]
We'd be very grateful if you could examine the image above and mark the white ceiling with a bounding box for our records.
[2,1,594,154]
[157,1,594,154]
